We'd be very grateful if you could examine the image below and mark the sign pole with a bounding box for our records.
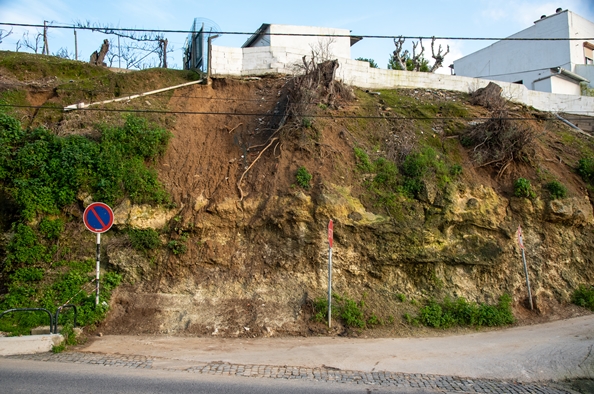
[328,246,332,328]
[83,202,114,308]
[96,232,101,306]
[327,220,333,328]
[518,225,533,311]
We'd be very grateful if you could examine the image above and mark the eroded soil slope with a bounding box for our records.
[100,75,594,337]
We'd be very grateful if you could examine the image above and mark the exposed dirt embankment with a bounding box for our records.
[96,73,594,338]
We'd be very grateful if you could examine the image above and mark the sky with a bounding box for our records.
[1,0,593,74]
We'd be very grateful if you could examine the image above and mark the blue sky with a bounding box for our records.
[1,0,593,73]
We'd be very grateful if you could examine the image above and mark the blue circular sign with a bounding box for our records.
[83,202,114,234]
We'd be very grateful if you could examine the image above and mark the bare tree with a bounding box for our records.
[429,37,450,73]
[0,28,13,44]
[53,47,73,59]
[18,30,43,54]
[390,36,408,71]
[157,38,168,68]
[74,21,173,69]
[389,36,449,73]
[308,38,336,63]
[410,39,425,72]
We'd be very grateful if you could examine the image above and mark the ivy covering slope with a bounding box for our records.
[0,113,171,335]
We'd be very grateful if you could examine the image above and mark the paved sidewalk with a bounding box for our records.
[6,352,572,393]
[79,315,594,383]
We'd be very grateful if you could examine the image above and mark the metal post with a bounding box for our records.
[118,36,121,68]
[521,248,533,310]
[74,30,78,60]
[96,232,101,306]
[328,246,332,327]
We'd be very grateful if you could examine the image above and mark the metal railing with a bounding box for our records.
[0,308,54,334]
[54,304,78,334]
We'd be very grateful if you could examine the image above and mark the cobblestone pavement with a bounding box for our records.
[5,352,572,393]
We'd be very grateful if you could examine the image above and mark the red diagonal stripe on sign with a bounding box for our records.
[89,206,107,228]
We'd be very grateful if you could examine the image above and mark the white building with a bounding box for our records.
[453,8,594,95]
[210,24,361,76]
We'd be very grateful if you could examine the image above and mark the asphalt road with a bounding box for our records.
[0,358,437,394]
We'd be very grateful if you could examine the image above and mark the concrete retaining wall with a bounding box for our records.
[210,45,594,117]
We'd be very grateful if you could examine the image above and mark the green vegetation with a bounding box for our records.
[513,178,536,199]
[545,180,567,199]
[355,57,379,68]
[388,54,430,72]
[128,228,161,252]
[313,293,381,329]
[577,157,594,184]
[296,166,313,189]
[167,239,188,255]
[0,112,171,336]
[410,294,514,328]
[571,285,594,310]
[0,114,170,220]
[354,146,461,205]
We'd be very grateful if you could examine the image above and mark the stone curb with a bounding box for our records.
[4,352,571,394]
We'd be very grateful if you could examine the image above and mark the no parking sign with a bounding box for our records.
[83,202,114,306]
[83,202,114,234]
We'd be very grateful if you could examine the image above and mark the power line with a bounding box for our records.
[0,103,570,120]
[1,22,593,41]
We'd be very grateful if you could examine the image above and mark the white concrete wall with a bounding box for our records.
[265,24,351,60]
[550,75,583,95]
[210,46,594,117]
[334,60,594,116]
[210,45,243,76]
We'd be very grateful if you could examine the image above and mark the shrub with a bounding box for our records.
[354,147,373,172]
[39,217,64,240]
[415,294,514,328]
[545,180,567,199]
[340,297,366,328]
[129,228,161,252]
[571,285,594,310]
[450,164,463,176]
[577,157,594,184]
[0,114,171,221]
[311,294,374,329]
[514,178,536,199]
[167,240,187,255]
[372,158,399,190]
[296,166,312,189]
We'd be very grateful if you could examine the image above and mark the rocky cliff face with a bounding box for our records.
[94,77,594,337]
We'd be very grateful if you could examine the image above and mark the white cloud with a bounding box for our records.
[480,0,593,29]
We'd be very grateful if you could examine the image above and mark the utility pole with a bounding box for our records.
[42,20,49,55]
[74,30,78,60]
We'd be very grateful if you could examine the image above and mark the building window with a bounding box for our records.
[584,42,594,65]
